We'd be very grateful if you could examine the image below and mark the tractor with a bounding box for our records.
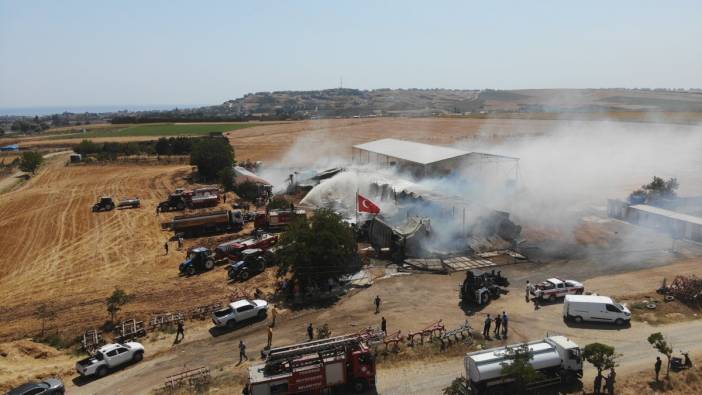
[92,196,115,212]
[179,247,216,275]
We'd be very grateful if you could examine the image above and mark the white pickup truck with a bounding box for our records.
[75,342,144,378]
[531,278,584,302]
[212,299,268,328]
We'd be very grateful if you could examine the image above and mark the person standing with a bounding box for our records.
[164,241,169,255]
[174,320,184,343]
[374,295,381,314]
[177,236,184,250]
[267,326,273,349]
[594,373,602,395]
[239,340,247,363]
[606,368,616,394]
[525,280,531,302]
[307,323,314,341]
[483,314,492,338]
[271,305,278,327]
[494,314,502,338]
[381,317,387,334]
[501,312,509,338]
[655,356,662,382]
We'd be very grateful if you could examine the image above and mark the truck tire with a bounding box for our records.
[615,318,625,326]
[205,259,215,270]
[573,316,583,324]
[97,366,108,378]
[132,351,143,362]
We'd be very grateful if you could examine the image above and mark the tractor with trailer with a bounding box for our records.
[179,247,217,275]
[254,208,307,230]
[214,232,279,262]
[158,186,221,212]
[92,196,140,212]
[247,330,384,394]
[460,269,509,306]
[464,335,583,394]
[164,210,244,237]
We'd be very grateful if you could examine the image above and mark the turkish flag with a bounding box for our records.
[357,194,381,214]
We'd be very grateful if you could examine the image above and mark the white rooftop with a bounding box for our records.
[631,204,702,226]
[353,138,470,165]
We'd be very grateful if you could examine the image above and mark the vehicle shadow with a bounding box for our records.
[208,314,268,338]
[71,360,142,387]
[563,319,631,330]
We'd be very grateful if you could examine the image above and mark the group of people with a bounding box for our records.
[593,368,616,395]
[482,311,509,339]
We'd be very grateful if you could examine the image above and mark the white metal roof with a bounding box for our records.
[353,138,470,165]
[630,204,702,226]
[565,294,613,303]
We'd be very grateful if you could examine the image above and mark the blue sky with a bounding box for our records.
[1,0,701,108]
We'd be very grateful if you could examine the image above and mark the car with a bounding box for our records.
[211,299,268,328]
[227,248,267,281]
[75,342,145,378]
[531,278,584,302]
[563,295,631,326]
[7,378,64,395]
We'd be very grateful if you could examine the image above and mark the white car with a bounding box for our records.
[532,278,584,302]
[212,299,268,328]
[563,295,631,326]
[75,342,144,377]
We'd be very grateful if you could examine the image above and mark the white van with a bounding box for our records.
[563,295,631,326]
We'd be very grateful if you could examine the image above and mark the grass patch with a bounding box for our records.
[50,123,262,139]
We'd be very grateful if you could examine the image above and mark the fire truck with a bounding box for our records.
[247,330,383,395]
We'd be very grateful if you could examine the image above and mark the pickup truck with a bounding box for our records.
[212,299,268,328]
[75,342,144,378]
[531,278,584,302]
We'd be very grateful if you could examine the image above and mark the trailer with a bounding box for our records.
[254,209,306,230]
[213,232,279,261]
[92,196,140,212]
[464,336,582,394]
[167,210,244,237]
[248,331,383,395]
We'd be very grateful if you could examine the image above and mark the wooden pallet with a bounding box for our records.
[403,258,447,273]
[163,366,211,391]
[149,312,185,330]
[81,329,103,353]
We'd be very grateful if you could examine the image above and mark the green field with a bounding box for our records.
[52,123,262,139]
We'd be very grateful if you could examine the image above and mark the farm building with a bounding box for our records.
[608,200,702,242]
[352,138,518,179]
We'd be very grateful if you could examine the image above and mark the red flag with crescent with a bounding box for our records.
[357,194,380,214]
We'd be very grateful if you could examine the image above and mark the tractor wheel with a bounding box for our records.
[205,259,215,270]
[240,270,250,281]
[177,202,185,210]
[186,266,196,276]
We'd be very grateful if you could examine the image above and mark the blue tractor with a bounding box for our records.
[180,247,216,275]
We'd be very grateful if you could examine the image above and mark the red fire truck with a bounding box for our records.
[247,331,382,394]
[254,209,307,230]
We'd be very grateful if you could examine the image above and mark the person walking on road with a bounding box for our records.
[501,312,508,338]
[381,317,387,333]
[494,314,502,338]
[655,356,662,382]
[164,241,169,255]
[606,368,616,394]
[267,326,273,349]
[483,314,492,339]
[174,320,184,343]
[239,340,248,363]
[307,323,314,341]
[271,305,278,327]
[374,295,381,314]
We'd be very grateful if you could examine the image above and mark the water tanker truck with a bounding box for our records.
[464,335,582,394]
[165,209,243,237]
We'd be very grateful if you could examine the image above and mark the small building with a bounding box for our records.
[70,153,82,163]
[607,199,702,242]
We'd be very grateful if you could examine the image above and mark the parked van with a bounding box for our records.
[563,295,631,326]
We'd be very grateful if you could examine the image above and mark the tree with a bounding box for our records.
[442,377,468,395]
[500,343,544,390]
[190,138,234,180]
[648,332,673,379]
[235,180,260,202]
[219,166,235,192]
[583,343,619,391]
[106,288,130,323]
[155,137,172,156]
[73,139,101,156]
[19,151,43,174]
[268,196,290,210]
[278,209,358,287]
[629,176,679,204]
[34,303,57,337]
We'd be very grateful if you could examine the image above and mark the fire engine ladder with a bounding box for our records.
[265,334,363,368]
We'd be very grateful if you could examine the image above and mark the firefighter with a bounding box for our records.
[174,320,184,343]
[381,316,387,334]
[374,295,381,314]
[655,356,662,382]
[501,311,509,338]
[482,314,492,338]
[267,325,273,349]
[307,323,314,341]
[239,340,247,363]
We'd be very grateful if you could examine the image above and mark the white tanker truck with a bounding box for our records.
[464,335,582,394]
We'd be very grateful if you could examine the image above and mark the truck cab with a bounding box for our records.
[228,248,266,281]
[92,196,115,212]
[75,342,144,378]
[180,247,215,275]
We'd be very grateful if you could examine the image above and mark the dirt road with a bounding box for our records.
[64,255,702,395]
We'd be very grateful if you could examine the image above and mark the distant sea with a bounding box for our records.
[0,104,208,116]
